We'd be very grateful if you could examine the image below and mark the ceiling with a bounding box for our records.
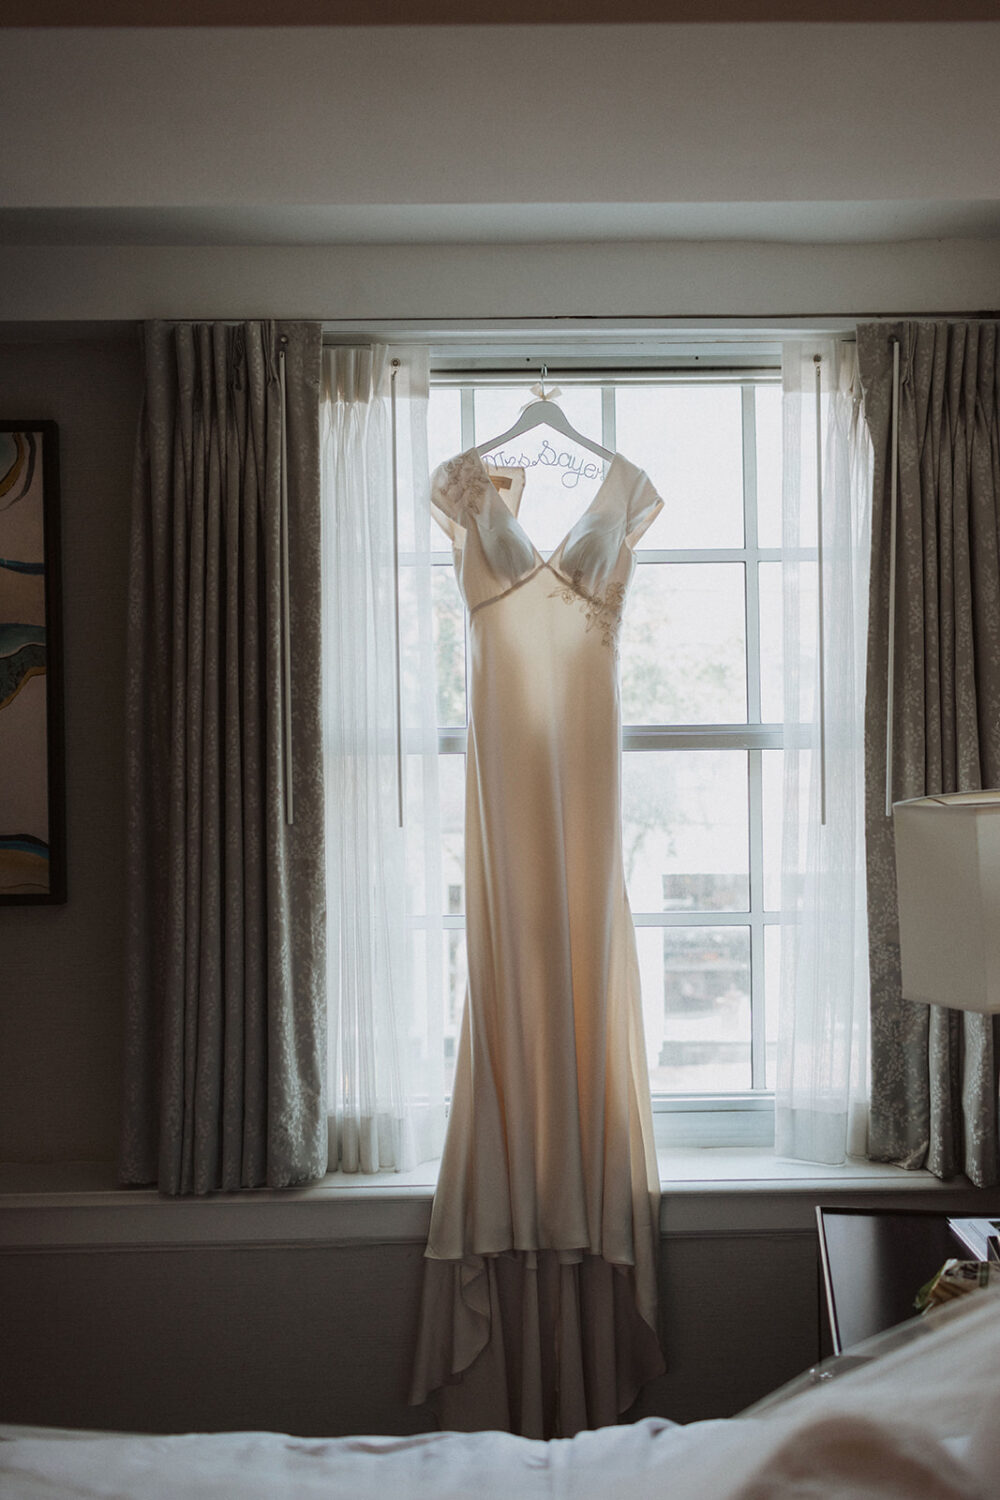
[5,0,999,22]
[2,21,999,250]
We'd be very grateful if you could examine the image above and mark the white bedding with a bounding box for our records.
[3,1289,999,1499]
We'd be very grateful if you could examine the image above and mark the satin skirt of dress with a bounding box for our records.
[410,1243,664,1439]
[409,896,665,1439]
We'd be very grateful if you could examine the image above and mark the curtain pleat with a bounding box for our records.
[858,320,1000,1187]
[121,320,327,1194]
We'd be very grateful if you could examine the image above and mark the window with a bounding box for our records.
[419,364,784,1131]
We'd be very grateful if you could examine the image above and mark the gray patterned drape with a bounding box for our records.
[120,321,327,1194]
[858,321,1000,1187]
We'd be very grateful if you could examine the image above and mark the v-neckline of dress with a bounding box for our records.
[474,449,622,566]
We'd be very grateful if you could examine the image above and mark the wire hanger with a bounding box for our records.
[475,366,614,463]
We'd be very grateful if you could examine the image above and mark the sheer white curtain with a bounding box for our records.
[775,339,872,1164]
[320,344,446,1172]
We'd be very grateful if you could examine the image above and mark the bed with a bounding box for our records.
[3,1288,998,1499]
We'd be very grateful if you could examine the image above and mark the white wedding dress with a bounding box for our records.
[410,449,665,1438]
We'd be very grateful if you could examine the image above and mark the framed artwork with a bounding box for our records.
[0,422,65,903]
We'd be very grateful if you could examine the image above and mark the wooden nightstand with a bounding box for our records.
[815,1206,965,1354]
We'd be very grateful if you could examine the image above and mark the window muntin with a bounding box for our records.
[421,373,782,1104]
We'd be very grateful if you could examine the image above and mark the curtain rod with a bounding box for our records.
[321,312,1000,339]
[430,366,781,386]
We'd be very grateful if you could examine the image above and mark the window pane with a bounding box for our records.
[786,556,818,723]
[443,925,466,1089]
[474,384,606,555]
[474,384,603,454]
[764,923,780,1090]
[398,565,424,728]
[621,563,748,724]
[403,925,431,1075]
[615,386,744,550]
[439,753,465,916]
[622,750,749,914]
[403,755,429,914]
[755,384,782,548]
[425,372,785,1104]
[433,565,466,727]
[428,387,463,474]
[637,925,752,1093]
[758,560,783,724]
[762,747,783,912]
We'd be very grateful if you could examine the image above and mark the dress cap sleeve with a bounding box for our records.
[625,474,664,548]
[431,451,491,542]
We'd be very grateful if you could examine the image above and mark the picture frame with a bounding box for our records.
[0,421,65,903]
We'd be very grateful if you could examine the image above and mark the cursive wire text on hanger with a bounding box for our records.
[483,439,604,490]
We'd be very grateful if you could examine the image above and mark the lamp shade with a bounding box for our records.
[892,791,1000,1014]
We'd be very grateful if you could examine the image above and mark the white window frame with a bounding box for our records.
[427,351,784,1148]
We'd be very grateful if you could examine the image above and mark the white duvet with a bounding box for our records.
[3,1290,999,1500]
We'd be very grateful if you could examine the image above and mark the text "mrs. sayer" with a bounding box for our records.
[482,439,604,489]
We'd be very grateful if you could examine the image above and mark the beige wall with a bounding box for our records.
[1,1233,818,1433]
[6,26,1000,211]
[0,334,139,1164]
[2,239,999,324]
[1,1176,988,1432]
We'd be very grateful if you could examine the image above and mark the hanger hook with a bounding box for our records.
[541,363,548,384]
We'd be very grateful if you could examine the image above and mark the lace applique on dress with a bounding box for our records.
[550,573,627,651]
[435,450,491,523]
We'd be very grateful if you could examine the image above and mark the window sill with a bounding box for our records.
[0,1153,989,1248]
